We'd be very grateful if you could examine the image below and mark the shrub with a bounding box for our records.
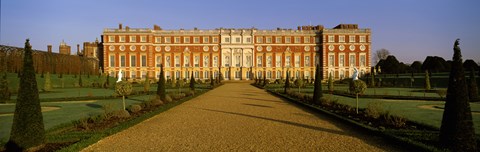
[101,103,115,118]
[73,118,89,130]
[127,104,142,113]
[8,39,45,150]
[111,110,131,118]
[365,102,383,119]
[164,94,173,103]
[436,89,447,99]
[88,114,106,123]
[382,111,406,128]
[185,90,195,97]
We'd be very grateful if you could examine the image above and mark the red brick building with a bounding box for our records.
[101,23,371,81]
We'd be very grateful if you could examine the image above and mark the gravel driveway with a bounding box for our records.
[82,82,404,151]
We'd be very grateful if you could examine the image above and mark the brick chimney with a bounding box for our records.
[77,44,80,55]
[119,23,123,29]
[47,45,52,53]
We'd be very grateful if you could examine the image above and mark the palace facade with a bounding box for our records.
[101,23,371,81]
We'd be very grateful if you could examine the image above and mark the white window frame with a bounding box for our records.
[130,55,136,67]
[349,36,356,43]
[213,56,218,67]
[328,36,334,43]
[285,37,291,43]
[204,56,209,67]
[339,36,345,43]
[267,56,272,67]
[304,56,310,67]
[175,56,180,67]
[256,37,263,43]
[360,36,366,43]
[109,55,115,67]
[184,37,190,43]
[109,36,115,42]
[194,56,200,67]
[266,37,272,43]
[339,54,344,67]
[295,55,300,67]
[174,37,180,43]
[349,54,356,67]
[130,36,137,43]
[194,37,200,43]
[276,55,281,67]
[328,54,334,67]
[203,37,209,43]
[224,37,230,43]
[119,36,126,42]
[165,37,171,43]
[276,37,282,43]
[213,37,219,43]
[304,37,310,43]
[120,55,126,67]
[155,37,161,43]
[257,56,263,67]
[141,36,147,42]
[184,56,190,67]
[141,55,147,67]
[294,37,301,43]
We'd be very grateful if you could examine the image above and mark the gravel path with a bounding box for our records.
[82,82,404,151]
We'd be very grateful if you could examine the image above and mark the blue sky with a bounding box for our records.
[1,0,479,64]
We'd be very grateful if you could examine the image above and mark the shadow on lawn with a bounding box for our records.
[86,103,102,109]
[242,103,273,108]
[195,107,352,137]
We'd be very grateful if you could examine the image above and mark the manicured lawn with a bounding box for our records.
[0,95,150,142]
[267,84,480,134]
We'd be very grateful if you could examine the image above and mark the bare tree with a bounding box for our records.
[374,48,390,64]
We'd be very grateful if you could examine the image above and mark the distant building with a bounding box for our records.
[101,23,371,81]
[83,38,100,58]
[59,40,71,55]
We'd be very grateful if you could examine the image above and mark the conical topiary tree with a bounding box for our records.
[468,68,479,102]
[0,72,10,102]
[439,39,477,151]
[190,72,195,91]
[425,70,431,91]
[8,39,45,150]
[284,71,290,94]
[370,67,375,87]
[43,72,52,92]
[144,72,150,94]
[313,64,323,104]
[78,73,83,87]
[263,72,267,86]
[157,64,166,100]
[328,73,334,93]
[210,72,214,87]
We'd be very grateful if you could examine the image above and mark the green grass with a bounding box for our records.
[267,84,480,134]
[0,82,213,142]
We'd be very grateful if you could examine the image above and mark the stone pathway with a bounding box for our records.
[82,82,404,151]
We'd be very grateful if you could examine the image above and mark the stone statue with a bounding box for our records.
[352,67,359,80]
[117,69,123,82]
[453,39,461,61]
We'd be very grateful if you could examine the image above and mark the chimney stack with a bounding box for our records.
[77,44,80,55]
[47,45,52,53]
[119,23,123,29]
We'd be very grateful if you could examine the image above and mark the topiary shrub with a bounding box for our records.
[382,111,406,128]
[185,90,195,97]
[365,102,383,119]
[127,104,142,113]
[8,39,45,151]
[164,94,173,103]
[111,110,131,118]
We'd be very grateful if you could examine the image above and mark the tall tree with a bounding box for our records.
[189,71,195,91]
[144,71,150,94]
[410,61,423,73]
[439,39,477,151]
[425,70,431,91]
[328,73,334,92]
[313,64,323,104]
[8,39,45,150]
[463,59,479,71]
[157,64,166,100]
[0,72,10,102]
[43,72,52,92]
[468,68,479,102]
[284,70,290,94]
[373,48,390,64]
